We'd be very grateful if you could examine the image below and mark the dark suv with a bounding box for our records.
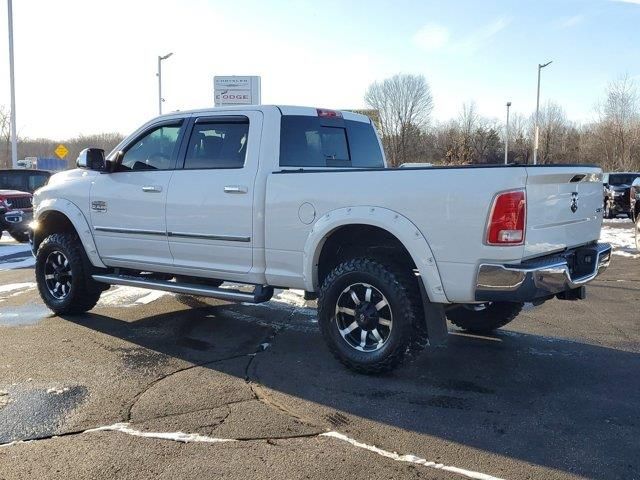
[0,170,51,243]
[603,172,640,219]
[0,169,51,193]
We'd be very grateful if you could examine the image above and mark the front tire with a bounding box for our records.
[318,258,418,374]
[447,302,523,334]
[9,230,29,243]
[35,233,103,315]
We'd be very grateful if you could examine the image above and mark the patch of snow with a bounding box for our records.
[0,256,35,271]
[271,289,308,308]
[321,431,505,480]
[0,282,36,295]
[600,224,639,259]
[0,390,9,409]
[0,244,31,257]
[84,422,236,444]
[98,286,170,307]
[0,234,18,243]
[135,290,170,305]
[603,218,632,224]
[46,387,70,395]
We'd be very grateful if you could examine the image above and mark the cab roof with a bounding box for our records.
[154,105,372,124]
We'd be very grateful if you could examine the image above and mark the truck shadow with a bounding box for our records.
[65,298,639,479]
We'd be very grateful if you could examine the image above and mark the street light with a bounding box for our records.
[504,101,511,165]
[7,0,18,168]
[533,60,552,165]
[157,52,174,115]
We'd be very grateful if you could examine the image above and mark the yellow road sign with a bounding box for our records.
[54,144,69,159]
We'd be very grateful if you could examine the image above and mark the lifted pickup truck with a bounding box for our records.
[31,105,611,373]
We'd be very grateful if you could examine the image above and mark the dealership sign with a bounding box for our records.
[214,76,261,107]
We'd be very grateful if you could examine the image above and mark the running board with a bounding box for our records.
[91,274,274,304]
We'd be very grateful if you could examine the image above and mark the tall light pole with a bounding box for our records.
[157,52,173,115]
[7,0,18,168]
[504,102,511,164]
[533,60,552,165]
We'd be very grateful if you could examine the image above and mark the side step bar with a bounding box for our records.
[92,274,274,304]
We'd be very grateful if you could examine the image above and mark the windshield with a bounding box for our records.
[608,173,640,186]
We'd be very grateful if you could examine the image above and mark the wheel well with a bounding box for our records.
[317,224,417,288]
[34,211,77,251]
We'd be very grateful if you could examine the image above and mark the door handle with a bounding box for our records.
[224,185,248,194]
[142,185,162,193]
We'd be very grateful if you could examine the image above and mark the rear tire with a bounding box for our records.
[35,233,103,315]
[447,302,523,334]
[318,258,418,374]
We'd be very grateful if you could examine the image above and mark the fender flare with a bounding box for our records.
[34,198,106,269]
[302,206,448,303]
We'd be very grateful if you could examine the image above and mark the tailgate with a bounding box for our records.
[524,166,603,258]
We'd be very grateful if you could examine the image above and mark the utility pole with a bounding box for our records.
[157,53,173,115]
[504,101,511,165]
[7,0,18,168]
[533,61,552,165]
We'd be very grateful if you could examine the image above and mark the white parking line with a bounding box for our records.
[84,422,235,444]
[78,423,503,480]
[321,431,505,480]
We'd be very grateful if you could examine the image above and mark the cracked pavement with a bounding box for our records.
[0,230,639,479]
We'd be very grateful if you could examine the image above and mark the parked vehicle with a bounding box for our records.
[0,169,51,194]
[631,178,640,250]
[630,177,640,222]
[603,172,640,219]
[0,189,33,242]
[30,106,611,373]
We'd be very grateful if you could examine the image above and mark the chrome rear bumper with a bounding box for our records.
[475,243,611,302]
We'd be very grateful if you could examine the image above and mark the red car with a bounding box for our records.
[0,189,33,243]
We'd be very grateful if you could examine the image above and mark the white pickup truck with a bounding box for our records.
[30,105,611,373]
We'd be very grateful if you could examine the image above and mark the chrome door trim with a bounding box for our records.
[167,231,251,242]
[94,226,166,236]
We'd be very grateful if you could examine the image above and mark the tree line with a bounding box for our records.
[364,73,640,172]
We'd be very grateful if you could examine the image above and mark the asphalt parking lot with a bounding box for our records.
[0,220,638,480]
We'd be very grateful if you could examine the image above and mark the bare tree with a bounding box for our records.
[593,75,640,171]
[535,101,571,164]
[0,106,11,168]
[509,113,531,164]
[365,74,433,166]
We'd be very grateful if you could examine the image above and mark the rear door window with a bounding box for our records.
[279,115,383,168]
[183,119,249,169]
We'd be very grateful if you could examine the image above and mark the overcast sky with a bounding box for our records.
[0,0,638,139]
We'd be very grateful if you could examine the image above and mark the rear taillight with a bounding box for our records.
[486,190,526,245]
[317,108,342,118]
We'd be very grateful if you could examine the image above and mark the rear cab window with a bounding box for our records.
[279,113,384,169]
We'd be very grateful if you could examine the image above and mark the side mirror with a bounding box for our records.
[77,148,106,171]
